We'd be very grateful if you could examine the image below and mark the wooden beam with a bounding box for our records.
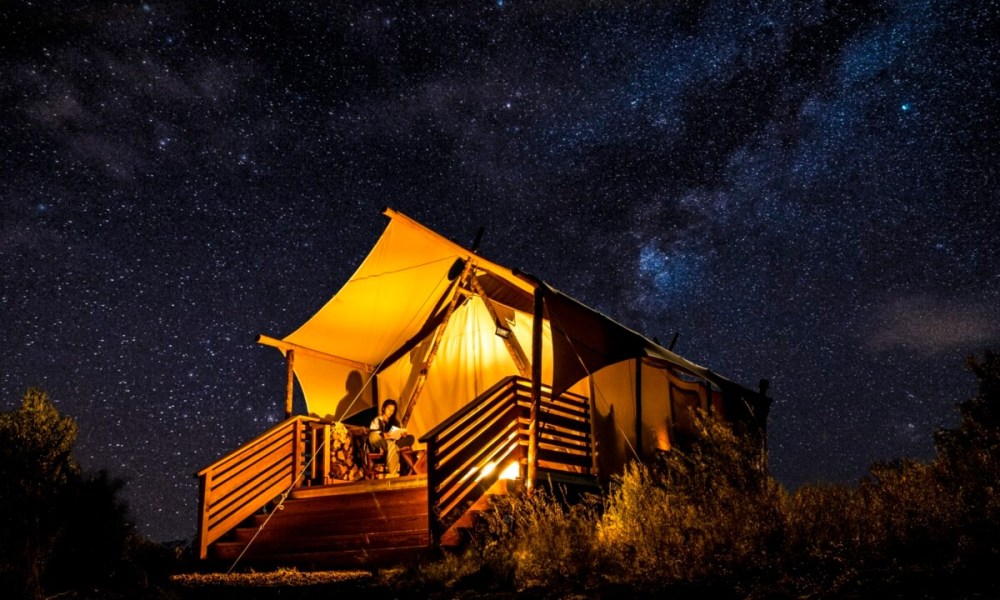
[257,335,375,373]
[399,258,474,427]
[468,272,531,378]
[526,286,544,494]
[635,358,642,457]
[285,349,295,419]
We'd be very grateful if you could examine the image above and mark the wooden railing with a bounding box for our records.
[196,415,378,559]
[420,376,592,542]
[195,416,312,559]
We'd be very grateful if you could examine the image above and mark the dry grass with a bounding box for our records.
[163,568,419,600]
[169,567,380,588]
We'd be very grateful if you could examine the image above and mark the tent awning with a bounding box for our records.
[264,207,744,416]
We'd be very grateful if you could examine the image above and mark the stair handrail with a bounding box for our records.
[195,414,317,559]
[420,376,592,543]
[420,376,521,541]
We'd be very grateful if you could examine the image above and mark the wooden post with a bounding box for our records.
[285,349,295,419]
[292,418,303,488]
[426,438,440,546]
[468,272,531,377]
[635,358,643,458]
[309,425,318,483]
[526,286,544,494]
[321,423,331,485]
[400,258,474,427]
[197,472,211,559]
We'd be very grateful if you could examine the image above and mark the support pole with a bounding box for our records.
[285,349,295,419]
[399,258,474,427]
[635,358,643,457]
[526,285,544,494]
[468,272,531,377]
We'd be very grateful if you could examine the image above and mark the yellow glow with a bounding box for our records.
[474,461,520,482]
[476,462,496,481]
[499,461,521,480]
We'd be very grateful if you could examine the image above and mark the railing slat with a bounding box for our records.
[196,415,314,559]
[423,375,595,542]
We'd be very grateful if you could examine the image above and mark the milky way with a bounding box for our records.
[2,1,998,542]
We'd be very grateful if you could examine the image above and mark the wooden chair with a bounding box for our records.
[364,444,422,478]
[364,445,389,479]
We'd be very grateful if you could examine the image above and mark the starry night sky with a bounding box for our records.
[2,1,998,543]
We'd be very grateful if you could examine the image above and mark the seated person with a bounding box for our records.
[368,399,415,477]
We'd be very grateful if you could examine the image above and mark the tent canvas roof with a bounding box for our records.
[265,208,742,421]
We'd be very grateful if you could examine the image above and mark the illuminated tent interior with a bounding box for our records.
[258,208,768,473]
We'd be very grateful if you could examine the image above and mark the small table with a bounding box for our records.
[400,449,426,475]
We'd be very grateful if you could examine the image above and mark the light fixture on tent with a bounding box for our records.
[447,257,466,280]
[495,322,511,339]
[475,460,521,482]
[499,461,521,480]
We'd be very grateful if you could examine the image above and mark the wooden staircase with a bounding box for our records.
[206,476,432,570]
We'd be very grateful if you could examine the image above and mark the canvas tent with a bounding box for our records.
[259,208,768,470]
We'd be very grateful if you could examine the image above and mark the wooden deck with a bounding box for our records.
[196,376,599,567]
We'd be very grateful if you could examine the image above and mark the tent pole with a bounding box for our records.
[285,349,295,419]
[526,286,544,495]
[258,335,374,374]
[468,272,531,377]
[635,358,643,458]
[399,258,474,427]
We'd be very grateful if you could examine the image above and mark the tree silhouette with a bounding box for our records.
[933,350,1000,572]
[0,388,146,600]
[0,388,79,599]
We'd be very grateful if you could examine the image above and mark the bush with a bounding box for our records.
[0,388,163,599]
[0,388,80,599]
[472,485,600,592]
[597,411,785,594]
[931,350,1000,577]
[400,350,1000,598]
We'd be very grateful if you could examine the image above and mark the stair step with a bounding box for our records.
[210,479,432,569]
[251,489,426,523]
[212,528,431,558]
[214,544,435,570]
[290,475,427,499]
[233,513,428,541]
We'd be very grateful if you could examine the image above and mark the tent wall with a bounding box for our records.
[590,360,638,481]
[289,355,375,421]
[639,361,673,455]
[376,294,590,449]
[376,296,521,448]
[588,359,725,480]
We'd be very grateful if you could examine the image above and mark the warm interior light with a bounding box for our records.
[495,324,511,339]
[499,461,521,480]
[476,462,497,481]
[475,461,520,482]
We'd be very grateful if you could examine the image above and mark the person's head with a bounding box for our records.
[381,399,398,419]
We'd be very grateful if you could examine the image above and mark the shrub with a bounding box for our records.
[931,350,1000,575]
[471,485,600,592]
[0,388,80,599]
[596,411,786,593]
